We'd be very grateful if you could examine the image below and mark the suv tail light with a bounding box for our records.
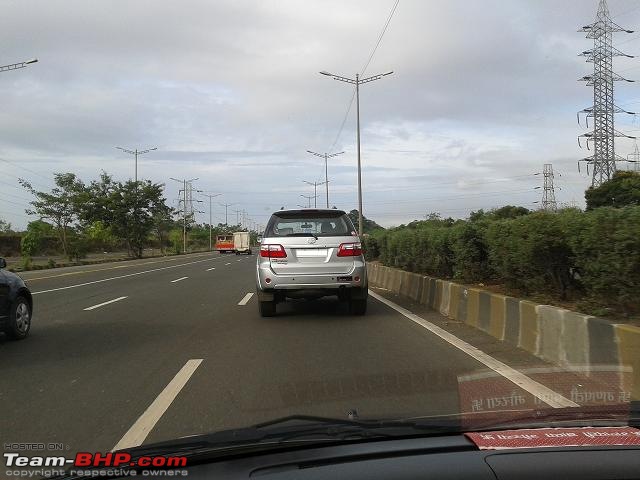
[260,244,287,258]
[337,242,362,257]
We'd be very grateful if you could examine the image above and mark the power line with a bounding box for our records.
[326,0,400,151]
[361,0,400,75]
[0,157,56,183]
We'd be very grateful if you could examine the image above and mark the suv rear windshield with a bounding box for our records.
[265,211,356,238]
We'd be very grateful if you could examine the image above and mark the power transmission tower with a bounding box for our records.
[578,0,636,187]
[170,177,200,253]
[627,142,640,171]
[541,164,558,212]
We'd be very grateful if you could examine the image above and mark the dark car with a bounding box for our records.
[0,258,33,340]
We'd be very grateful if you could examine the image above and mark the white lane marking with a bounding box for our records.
[369,290,578,409]
[112,359,203,451]
[206,267,216,271]
[237,259,242,262]
[237,292,255,305]
[23,252,215,282]
[170,276,188,283]
[83,296,128,311]
[225,262,231,265]
[32,258,216,295]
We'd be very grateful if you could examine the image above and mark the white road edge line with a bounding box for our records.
[170,276,188,283]
[32,257,216,295]
[206,267,216,271]
[112,359,203,451]
[237,292,254,306]
[83,296,128,311]
[368,290,578,409]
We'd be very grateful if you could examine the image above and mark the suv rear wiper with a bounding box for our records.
[284,232,318,239]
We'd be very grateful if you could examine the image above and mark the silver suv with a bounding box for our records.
[256,209,368,317]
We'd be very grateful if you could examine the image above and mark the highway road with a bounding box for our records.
[1,252,591,459]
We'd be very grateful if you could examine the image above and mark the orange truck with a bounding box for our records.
[215,234,234,254]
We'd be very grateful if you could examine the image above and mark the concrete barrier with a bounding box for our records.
[504,296,521,347]
[519,300,539,355]
[465,288,480,328]
[457,286,469,324]
[478,291,492,334]
[439,280,451,317]
[537,305,566,366]
[366,262,637,398]
[561,311,591,369]
[489,294,507,341]
[614,325,640,400]
[406,272,422,302]
[448,283,461,320]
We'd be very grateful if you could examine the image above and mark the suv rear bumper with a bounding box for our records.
[256,260,367,298]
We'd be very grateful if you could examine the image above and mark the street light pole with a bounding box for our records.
[219,203,236,227]
[115,146,157,183]
[201,193,221,251]
[303,180,327,208]
[307,150,344,208]
[319,70,393,236]
[300,194,315,208]
[355,74,362,234]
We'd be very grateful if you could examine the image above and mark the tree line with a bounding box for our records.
[0,171,253,261]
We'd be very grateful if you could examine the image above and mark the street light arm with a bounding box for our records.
[137,147,157,155]
[360,71,394,84]
[0,59,39,73]
[115,146,136,155]
[327,151,345,158]
[307,150,324,158]
[330,75,357,85]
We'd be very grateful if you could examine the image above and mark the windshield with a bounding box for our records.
[0,0,639,478]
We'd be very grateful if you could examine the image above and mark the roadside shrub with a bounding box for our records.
[362,235,379,260]
[450,220,490,282]
[486,212,574,298]
[21,256,32,270]
[565,206,640,316]
[169,229,183,254]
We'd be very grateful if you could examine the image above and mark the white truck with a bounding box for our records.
[233,231,252,255]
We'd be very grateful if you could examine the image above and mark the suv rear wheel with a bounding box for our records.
[259,299,276,317]
[349,298,367,315]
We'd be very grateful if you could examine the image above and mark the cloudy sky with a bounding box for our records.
[1,0,639,229]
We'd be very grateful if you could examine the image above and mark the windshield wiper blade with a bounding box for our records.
[111,415,460,459]
[284,233,318,239]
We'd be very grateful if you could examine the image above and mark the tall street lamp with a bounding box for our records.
[219,203,237,227]
[300,194,315,208]
[307,150,344,208]
[200,192,221,251]
[302,180,327,208]
[320,70,393,236]
[115,146,157,183]
[0,58,38,73]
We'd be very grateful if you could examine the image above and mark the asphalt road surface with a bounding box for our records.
[1,252,589,459]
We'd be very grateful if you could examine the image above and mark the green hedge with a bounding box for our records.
[365,206,640,318]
